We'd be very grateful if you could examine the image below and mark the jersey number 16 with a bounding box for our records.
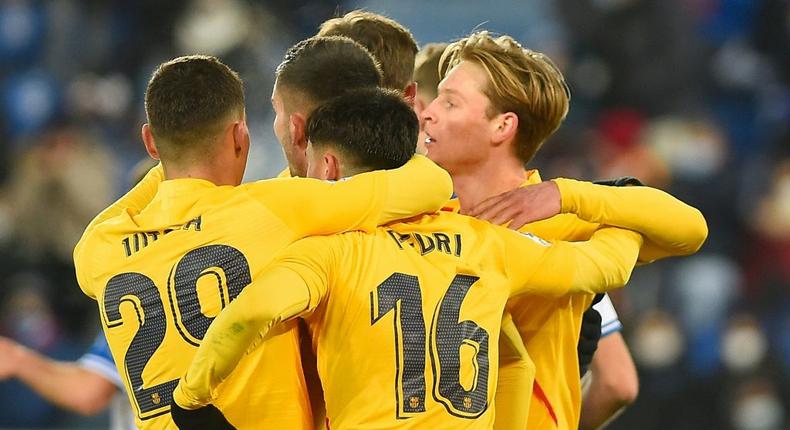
[371,273,489,420]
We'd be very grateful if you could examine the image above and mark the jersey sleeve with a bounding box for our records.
[594,294,623,337]
[73,163,164,297]
[554,178,708,262]
[503,226,643,298]
[255,155,453,236]
[173,236,342,409]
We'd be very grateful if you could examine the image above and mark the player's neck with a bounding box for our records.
[451,157,527,214]
[162,163,240,186]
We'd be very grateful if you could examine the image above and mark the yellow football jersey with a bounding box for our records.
[73,155,454,430]
[173,211,643,430]
[452,171,707,430]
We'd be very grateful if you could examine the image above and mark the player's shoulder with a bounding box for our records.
[74,213,131,274]
[237,176,329,207]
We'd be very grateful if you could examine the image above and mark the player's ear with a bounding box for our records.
[403,82,417,107]
[324,152,341,181]
[141,124,160,160]
[289,112,308,153]
[232,119,249,158]
[491,112,519,146]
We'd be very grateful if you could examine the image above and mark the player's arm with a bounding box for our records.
[579,331,638,430]
[0,336,117,416]
[554,178,708,262]
[579,295,638,430]
[258,154,453,235]
[172,236,338,411]
[504,226,644,297]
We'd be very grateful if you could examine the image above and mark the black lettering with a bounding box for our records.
[122,237,132,257]
[387,230,405,249]
[414,233,435,255]
[183,216,202,231]
[454,234,462,257]
[148,231,159,241]
[434,233,451,255]
[140,232,149,248]
[133,233,140,252]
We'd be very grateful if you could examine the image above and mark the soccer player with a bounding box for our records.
[413,39,640,429]
[420,31,707,429]
[271,10,421,179]
[73,52,454,429]
[172,87,644,430]
[273,35,389,177]
[318,10,418,96]
[0,333,135,430]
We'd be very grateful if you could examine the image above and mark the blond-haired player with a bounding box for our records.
[421,31,707,429]
[414,38,640,429]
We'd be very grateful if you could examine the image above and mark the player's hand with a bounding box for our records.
[578,294,604,377]
[171,401,236,430]
[467,181,561,230]
[0,336,23,380]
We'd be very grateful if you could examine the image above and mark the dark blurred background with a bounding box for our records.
[0,0,787,428]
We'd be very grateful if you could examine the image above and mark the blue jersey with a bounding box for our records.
[77,333,135,430]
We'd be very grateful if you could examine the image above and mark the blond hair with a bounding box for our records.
[441,31,570,164]
[318,10,418,91]
[414,42,448,102]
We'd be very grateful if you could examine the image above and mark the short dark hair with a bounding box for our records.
[306,88,417,172]
[275,36,382,110]
[318,10,418,91]
[145,55,244,160]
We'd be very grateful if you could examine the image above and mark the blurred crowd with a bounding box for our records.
[0,0,787,429]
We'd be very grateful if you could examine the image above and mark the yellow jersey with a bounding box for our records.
[173,211,643,430]
[73,155,454,430]
[446,171,707,430]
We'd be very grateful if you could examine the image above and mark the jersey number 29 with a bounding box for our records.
[101,244,251,420]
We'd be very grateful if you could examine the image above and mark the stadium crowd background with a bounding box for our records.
[0,0,787,429]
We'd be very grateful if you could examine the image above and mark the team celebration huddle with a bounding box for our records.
[30,10,708,430]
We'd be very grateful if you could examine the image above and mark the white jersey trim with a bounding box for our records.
[593,294,623,337]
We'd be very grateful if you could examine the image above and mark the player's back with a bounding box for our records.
[76,179,319,430]
[304,211,539,429]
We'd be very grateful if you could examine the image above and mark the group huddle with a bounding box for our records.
[73,11,707,430]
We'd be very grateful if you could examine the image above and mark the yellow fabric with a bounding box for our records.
[487,172,707,430]
[554,177,708,262]
[74,163,164,293]
[276,167,292,178]
[73,155,453,430]
[174,211,641,429]
[493,313,533,430]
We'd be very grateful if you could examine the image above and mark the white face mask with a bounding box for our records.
[722,320,767,373]
[631,312,684,369]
